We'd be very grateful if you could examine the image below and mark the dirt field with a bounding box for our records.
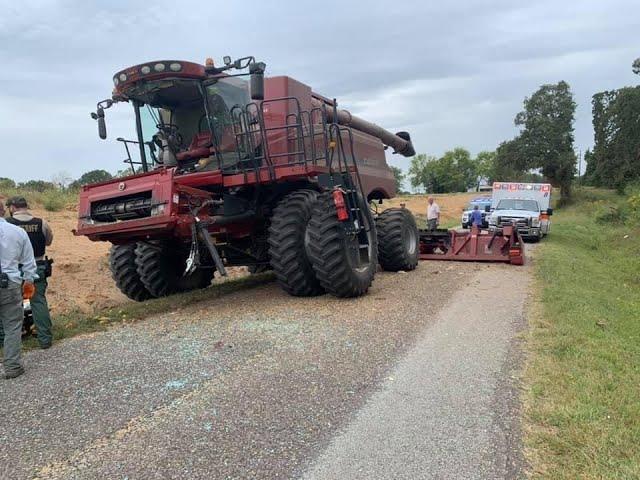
[21,192,479,315]
[383,193,479,225]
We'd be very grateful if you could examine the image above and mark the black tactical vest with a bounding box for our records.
[7,216,46,257]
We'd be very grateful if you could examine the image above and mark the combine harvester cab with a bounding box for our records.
[76,56,420,301]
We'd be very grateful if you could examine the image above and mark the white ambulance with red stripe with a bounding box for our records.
[488,182,553,241]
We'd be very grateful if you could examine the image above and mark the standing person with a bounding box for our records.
[0,202,37,379]
[426,196,440,231]
[470,204,483,229]
[6,197,54,349]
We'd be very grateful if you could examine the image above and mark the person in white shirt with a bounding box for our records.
[0,202,37,379]
[426,197,440,231]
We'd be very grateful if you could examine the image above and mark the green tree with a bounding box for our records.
[390,166,406,193]
[587,87,640,189]
[409,154,436,192]
[408,148,477,193]
[69,169,114,189]
[475,150,496,184]
[514,81,577,199]
[0,177,16,190]
[17,180,56,192]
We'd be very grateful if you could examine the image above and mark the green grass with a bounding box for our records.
[525,188,640,479]
[21,272,274,350]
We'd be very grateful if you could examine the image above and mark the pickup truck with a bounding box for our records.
[488,182,553,241]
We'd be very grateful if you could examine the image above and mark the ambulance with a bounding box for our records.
[487,182,553,241]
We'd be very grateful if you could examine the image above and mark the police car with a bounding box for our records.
[461,196,492,228]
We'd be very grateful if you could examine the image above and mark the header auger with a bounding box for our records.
[76,55,420,300]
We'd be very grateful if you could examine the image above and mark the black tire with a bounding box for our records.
[109,244,152,302]
[307,192,377,298]
[248,241,271,274]
[376,208,419,272]
[135,241,213,298]
[268,189,323,296]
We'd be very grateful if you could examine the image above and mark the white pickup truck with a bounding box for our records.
[488,182,553,241]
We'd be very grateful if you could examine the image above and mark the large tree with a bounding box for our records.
[584,63,640,189]
[69,169,114,189]
[408,148,478,193]
[514,81,577,199]
[390,166,406,193]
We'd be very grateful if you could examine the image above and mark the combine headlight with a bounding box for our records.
[154,63,166,72]
[119,73,127,82]
[113,77,119,86]
[169,62,182,72]
[140,65,151,74]
[151,204,166,216]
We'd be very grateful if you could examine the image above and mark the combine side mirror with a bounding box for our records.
[546,208,553,216]
[249,62,266,101]
[92,106,107,139]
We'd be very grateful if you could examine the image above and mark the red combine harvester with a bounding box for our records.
[76,56,420,300]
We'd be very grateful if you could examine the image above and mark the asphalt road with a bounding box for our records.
[0,259,529,480]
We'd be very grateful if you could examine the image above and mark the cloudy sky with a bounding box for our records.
[1,0,638,183]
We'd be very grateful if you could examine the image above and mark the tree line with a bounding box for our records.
[583,60,640,190]
[405,79,576,200]
[401,57,640,201]
[0,169,121,193]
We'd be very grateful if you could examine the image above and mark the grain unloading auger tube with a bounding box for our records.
[310,96,416,157]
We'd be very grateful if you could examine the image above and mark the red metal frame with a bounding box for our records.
[76,65,397,245]
[419,226,525,265]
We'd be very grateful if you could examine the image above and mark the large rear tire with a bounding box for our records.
[268,189,323,296]
[307,192,377,298]
[109,244,152,302]
[135,241,213,298]
[376,208,419,271]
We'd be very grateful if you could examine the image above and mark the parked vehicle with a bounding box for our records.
[461,196,492,228]
[487,182,552,241]
[75,56,419,300]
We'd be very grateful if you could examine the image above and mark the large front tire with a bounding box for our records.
[376,208,419,272]
[135,241,213,298]
[109,244,152,302]
[307,192,377,298]
[268,189,323,296]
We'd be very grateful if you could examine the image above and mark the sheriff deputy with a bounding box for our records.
[5,196,54,349]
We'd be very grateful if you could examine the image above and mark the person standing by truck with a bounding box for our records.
[0,201,37,379]
[470,204,483,228]
[5,197,54,349]
[426,197,440,231]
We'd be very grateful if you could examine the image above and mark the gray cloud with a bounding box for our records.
[0,0,638,181]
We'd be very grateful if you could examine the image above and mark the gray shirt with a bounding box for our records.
[0,217,38,284]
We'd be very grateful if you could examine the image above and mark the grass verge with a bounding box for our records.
[22,272,274,350]
[524,188,640,479]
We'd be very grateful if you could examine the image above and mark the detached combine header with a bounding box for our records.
[419,226,525,265]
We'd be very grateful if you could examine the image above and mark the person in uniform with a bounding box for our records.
[0,201,37,378]
[6,197,54,349]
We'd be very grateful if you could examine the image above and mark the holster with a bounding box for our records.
[37,256,54,278]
